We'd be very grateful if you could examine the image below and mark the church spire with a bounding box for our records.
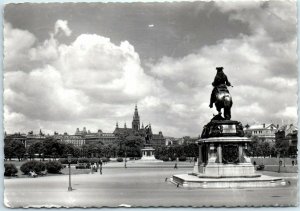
[132,104,140,131]
[116,122,119,129]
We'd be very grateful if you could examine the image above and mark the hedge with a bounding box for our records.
[78,158,90,163]
[89,158,99,164]
[58,158,78,164]
[160,156,169,162]
[179,156,187,161]
[4,163,18,176]
[117,157,123,162]
[46,161,63,174]
[20,160,46,175]
[101,157,110,162]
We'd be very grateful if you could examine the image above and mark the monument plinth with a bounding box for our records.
[172,118,286,188]
[139,127,163,162]
[195,119,259,178]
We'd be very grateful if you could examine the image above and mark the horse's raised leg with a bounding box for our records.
[224,107,231,120]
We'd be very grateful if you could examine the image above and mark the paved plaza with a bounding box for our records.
[4,167,298,207]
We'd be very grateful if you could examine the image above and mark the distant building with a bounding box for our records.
[54,133,85,147]
[25,130,47,148]
[85,130,116,145]
[164,137,184,146]
[4,133,27,147]
[275,124,298,154]
[73,128,117,145]
[244,123,278,144]
[113,105,165,147]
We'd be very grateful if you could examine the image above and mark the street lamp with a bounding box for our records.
[67,154,72,191]
[124,148,127,168]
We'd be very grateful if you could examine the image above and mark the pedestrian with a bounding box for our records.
[90,163,94,174]
[174,163,177,169]
[165,177,168,182]
[99,160,103,175]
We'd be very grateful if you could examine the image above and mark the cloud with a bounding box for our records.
[143,1,297,135]
[4,20,160,134]
[54,19,72,37]
[4,22,36,72]
[4,1,297,137]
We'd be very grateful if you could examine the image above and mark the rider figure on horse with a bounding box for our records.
[209,67,232,108]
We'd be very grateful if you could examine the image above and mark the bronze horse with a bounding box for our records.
[214,85,232,120]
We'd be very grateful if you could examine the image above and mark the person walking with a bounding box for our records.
[99,160,103,175]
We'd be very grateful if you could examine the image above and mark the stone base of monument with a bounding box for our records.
[171,120,286,188]
[171,173,286,188]
[194,163,260,178]
[138,147,163,162]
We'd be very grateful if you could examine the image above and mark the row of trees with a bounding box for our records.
[154,143,198,160]
[4,135,297,161]
[4,136,145,160]
[246,136,297,158]
[4,138,82,161]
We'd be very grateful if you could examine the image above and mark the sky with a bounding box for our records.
[3,0,298,137]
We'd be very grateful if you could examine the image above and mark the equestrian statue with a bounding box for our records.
[209,67,233,120]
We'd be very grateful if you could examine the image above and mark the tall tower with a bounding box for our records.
[132,104,140,131]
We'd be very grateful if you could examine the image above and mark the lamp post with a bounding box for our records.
[67,154,72,191]
[124,148,127,168]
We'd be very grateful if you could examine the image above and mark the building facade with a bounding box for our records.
[113,105,165,147]
[244,123,278,144]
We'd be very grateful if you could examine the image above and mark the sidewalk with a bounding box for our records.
[101,160,194,168]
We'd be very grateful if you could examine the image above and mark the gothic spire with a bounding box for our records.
[132,104,140,131]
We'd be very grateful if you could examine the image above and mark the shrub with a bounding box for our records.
[101,157,110,162]
[170,156,176,161]
[179,156,187,161]
[78,158,90,163]
[160,156,169,162]
[46,161,63,174]
[20,160,46,175]
[4,163,18,176]
[58,158,67,164]
[58,158,78,164]
[89,157,99,164]
[117,157,123,162]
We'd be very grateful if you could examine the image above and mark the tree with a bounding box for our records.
[43,138,67,158]
[81,142,104,157]
[4,140,26,161]
[275,138,290,158]
[27,141,46,160]
[4,144,14,161]
[62,143,81,158]
[124,136,143,157]
[261,142,271,158]
[248,136,262,157]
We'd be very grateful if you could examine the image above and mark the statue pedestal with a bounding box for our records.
[140,146,163,162]
[172,120,286,188]
[196,137,259,178]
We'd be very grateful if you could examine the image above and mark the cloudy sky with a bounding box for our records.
[4,1,297,137]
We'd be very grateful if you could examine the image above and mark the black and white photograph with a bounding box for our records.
[3,0,298,207]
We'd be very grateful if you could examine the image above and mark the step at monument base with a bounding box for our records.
[171,174,286,188]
